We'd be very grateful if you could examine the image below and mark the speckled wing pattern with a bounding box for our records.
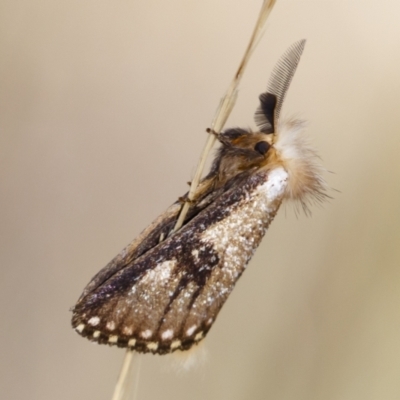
[72,168,288,354]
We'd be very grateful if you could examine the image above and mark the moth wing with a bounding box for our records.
[72,168,288,354]
[78,201,182,300]
[255,39,306,132]
[78,176,223,301]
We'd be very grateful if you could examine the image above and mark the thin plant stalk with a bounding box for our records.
[173,0,277,231]
[111,351,142,400]
[111,1,277,399]
[111,350,133,400]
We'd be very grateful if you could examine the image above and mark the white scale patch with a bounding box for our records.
[259,168,288,204]
[106,321,116,331]
[191,249,199,261]
[123,326,133,336]
[141,329,152,339]
[141,260,175,284]
[76,324,85,332]
[186,325,197,337]
[88,316,100,326]
[161,329,174,340]
[128,338,136,346]
[93,331,100,338]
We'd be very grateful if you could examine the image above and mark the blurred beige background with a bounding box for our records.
[2,1,400,399]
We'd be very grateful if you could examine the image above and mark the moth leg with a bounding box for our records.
[177,196,195,205]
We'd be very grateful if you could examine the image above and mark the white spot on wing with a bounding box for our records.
[93,331,100,338]
[259,167,288,202]
[186,325,197,336]
[141,260,175,284]
[123,326,133,336]
[128,339,136,346]
[161,329,174,340]
[76,324,85,332]
[88,316,100,326]
[191,249,199,261]
[141,329,152,339]
[106,321,116,331]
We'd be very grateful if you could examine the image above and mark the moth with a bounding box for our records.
[72,40,326,355]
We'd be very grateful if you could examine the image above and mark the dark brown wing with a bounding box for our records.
[72,168,286,354]
[78,175,224,301]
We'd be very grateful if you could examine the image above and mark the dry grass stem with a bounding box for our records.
[111,351,141,400]
[111,1,277,399]
[173,0,277,232]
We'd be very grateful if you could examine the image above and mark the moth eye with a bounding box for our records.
[254,141,270,155]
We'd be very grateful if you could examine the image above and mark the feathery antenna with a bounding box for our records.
[255,39,306,132]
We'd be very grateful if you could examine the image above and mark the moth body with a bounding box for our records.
[71,40,327,354]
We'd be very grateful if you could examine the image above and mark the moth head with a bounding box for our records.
[208,40,327,212]
[211,128,274,184]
